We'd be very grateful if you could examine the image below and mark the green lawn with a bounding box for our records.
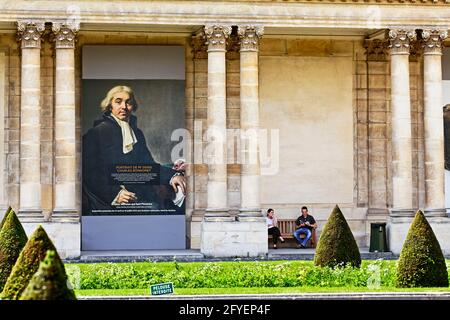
[75,286,450,297]
[66,259,450,296]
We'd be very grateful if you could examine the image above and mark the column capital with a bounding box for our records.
[16,21,45,49]
[364,39,388,61]
[387,28,417,55]
[226,34,240,60]
[52,22,79,49]
[191,35,208,59]
[422,29,448,55]
[237,25,264,52]
[203,24,232,52]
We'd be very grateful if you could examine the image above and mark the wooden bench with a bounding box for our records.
[268,219,317,248]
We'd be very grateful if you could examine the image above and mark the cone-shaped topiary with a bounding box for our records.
[20,250,76,300]
[396,210,449,288]
[1,225,61,299]
[0,206,12,231]
[314,205,361,268]
[0,209,28,292]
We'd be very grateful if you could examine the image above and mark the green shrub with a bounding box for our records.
[68,260,402,290]
[0,209,27,292]
[1,225,60,299]
[314,205,361,268]
[20,250,76,300]
[396,210,449,288]
[0,206,12,231]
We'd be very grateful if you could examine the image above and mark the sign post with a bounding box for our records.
[150,282,174,296]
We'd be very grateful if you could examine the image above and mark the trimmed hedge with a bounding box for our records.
[0,209,27,292]
[314,205,361,268]
[20,250,76,300]
[396,210,449,288]
[1,225,60,300]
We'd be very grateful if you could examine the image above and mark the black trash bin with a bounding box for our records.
[369,223,388,252]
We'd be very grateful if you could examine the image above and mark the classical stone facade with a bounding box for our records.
[0,1,450,258]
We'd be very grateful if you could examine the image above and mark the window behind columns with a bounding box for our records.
[442,47,450,170]
[445,106,450,170]
[441,47,450,212]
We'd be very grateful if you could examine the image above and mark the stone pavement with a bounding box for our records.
[67,248,397,263]
[78,292,450,300]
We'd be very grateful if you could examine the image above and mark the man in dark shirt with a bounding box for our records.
[293,206,317,248]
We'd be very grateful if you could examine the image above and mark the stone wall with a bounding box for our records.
[259,38,367,245]
[361,41,426,242]
[0,30,429,251]
[190,37,369,248]
[1,33,20,213]
[0,33,55,217]
[259,54,354,205]
[40,40,54,218]
[0,50,5,207]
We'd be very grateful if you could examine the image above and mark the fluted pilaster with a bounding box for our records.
[52,22,79,217]
[204,25,232,217]
[17,21,45,215]
[237,25,264,218]
[388,28,416,217]
[422,28,448,217]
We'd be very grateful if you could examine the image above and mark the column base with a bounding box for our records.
[389,208,416,218]
[204,208,231,219]
[203,215,235,222]
[238,216,266,223]
[200,217,268,258]
[238,208,262,219]
[51,209,80,223]
[423,208,447,217]
[17,209,45,222]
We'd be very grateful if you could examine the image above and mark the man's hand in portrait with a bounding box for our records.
[171,175,187,195]
[117,188,137,204]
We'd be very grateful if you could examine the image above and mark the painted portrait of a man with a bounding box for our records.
[82,85,186,215]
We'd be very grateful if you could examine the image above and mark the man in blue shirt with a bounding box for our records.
[293,206,317,248]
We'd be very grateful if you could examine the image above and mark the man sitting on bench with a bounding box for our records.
[293,206,317,248]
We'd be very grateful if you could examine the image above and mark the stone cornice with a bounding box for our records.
[194,0,450,4]
[3,2,450,32]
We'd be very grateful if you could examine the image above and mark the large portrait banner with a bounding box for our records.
[81,45,186,250]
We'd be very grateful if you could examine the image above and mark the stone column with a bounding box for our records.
[52,23,79,217]
[422,29,448,217]
[17,21,45,216]
[388,28,416,216]
[237,25,264,218]
[204,25,232,217]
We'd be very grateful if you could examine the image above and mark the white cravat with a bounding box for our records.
[110,113,138,154]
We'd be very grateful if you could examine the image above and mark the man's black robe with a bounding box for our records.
[82,112,177,214]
